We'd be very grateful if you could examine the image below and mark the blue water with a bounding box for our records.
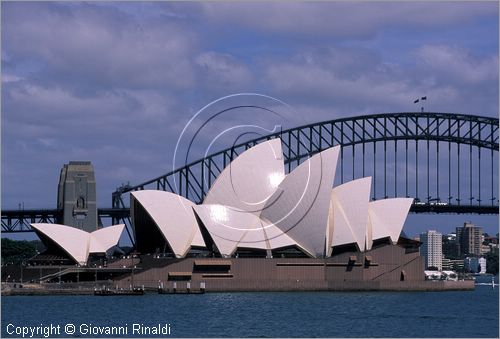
[2,284,498,338]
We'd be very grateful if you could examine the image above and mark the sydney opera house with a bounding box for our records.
[27,138,464,291]
[30,223,125,266]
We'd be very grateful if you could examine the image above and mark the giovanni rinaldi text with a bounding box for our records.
[6,323,172,337]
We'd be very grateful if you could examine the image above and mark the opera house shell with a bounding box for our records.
[30,223,125,265]
[26,138,473,291]
[130,138,413,259]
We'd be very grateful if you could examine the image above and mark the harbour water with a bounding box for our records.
[2,277,498,338]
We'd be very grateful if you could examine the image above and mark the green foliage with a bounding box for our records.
[1,238,39,264]
[486,252,499,275]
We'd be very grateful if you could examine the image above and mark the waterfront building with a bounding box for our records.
[456,222,483,257]
[464,257,480,273]
[25,139,438,290]
[30,223,125,265]
[420,230,443,270]
[478,257,487,274]
[130,139,412,259]
[32,139,414,263]
[442,256,452,271]
[448,259,465,272]
[424,270,458,281]
[441,270,458,281]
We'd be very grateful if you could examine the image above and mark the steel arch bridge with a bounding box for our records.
[112,112,498,214]
[2,112,498,239]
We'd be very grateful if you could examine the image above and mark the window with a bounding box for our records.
[76,197,85,209]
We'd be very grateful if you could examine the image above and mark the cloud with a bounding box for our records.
[1,79,187,208]
[201,2,496,38]
[195,51,252,90]
[416,44,499,86]
[263,48,413,114]
[1,74,22,83]
[2,2,197,93]
[411,44,499,114]
[260,44,498,116]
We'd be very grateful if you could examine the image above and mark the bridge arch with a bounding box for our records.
[113,112,498,216]
[4,112,497,238]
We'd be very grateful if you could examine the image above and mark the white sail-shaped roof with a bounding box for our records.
[131,190,205,257]
[31,223,90,265]
[203,138,285,216]
[193,204,298,257]
[261,218,303,250]
[260,146,340,257]
[368,198,413,244]
[31,223,125,265]
[89,224,125,254]
[327,177,372,254]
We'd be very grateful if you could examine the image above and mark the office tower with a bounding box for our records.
[420,230,443,270]
[456,222,483,257]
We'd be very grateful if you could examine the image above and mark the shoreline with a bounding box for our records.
[1,280,474,296]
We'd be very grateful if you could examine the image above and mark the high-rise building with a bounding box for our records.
[420,230,443,270]
[57,161,98,232]
[442,233,459,259]
[456,222,483,257]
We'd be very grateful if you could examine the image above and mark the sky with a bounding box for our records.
[1,1,499,239]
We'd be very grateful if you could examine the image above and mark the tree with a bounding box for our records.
[1,238,40,265]
[486,252,499,275]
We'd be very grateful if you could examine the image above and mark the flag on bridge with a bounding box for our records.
[421,96,427,101]
[414,98,419,104]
